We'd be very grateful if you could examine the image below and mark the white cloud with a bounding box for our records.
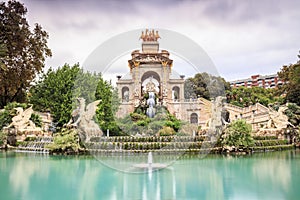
[21,0,300,81]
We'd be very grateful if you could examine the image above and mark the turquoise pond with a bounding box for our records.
[1,150,300,200]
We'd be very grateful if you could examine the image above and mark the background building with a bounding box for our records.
[230,74,283,88]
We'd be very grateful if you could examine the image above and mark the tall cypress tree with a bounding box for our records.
[95,77,121,135]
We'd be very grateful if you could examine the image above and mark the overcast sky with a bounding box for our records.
[21,0,300,81]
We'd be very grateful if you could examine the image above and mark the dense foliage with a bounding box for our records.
[278,52,300,106]
[221,119,254,148]
[184,72,230,99]
[226,86,283,107]
[30,64,81,127]
[0,0,51,107]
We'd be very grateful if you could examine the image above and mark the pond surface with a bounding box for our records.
[1,150,300,200]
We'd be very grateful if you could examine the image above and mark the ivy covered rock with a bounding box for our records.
[46,128,82,154]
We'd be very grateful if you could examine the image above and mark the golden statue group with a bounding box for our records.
[139,29,161,41]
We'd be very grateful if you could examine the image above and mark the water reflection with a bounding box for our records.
[0,150,300,200]
[9,154,50,200]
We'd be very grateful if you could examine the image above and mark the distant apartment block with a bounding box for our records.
[230,74,283,88]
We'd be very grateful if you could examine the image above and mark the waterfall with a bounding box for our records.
[148,152,153,166]
[146,92,156,118]
[16,136,53,153]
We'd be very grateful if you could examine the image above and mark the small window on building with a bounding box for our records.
[122,87,129,102]
[190,113,198,124]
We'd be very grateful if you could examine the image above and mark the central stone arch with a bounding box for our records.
[141,71,161,83]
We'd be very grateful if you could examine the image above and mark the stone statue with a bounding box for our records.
[67,98,103,140]
[163,88,168,96]
[7,106,36,130]
[146,77,156,92]
[123,90,129,102]
[67,98,85,127]
[134,88,139,97]
[149,29,154,41]
[209,96,226,134]
[155,31,161,40]
[134,98,140,107]
[265,105,293,129]
[139,31,145,40]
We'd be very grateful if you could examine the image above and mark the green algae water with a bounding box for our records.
[1,150,300,200]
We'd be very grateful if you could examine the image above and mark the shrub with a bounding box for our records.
[253,136,278,140]
[46,128,81,153]
[136,120,148,126]
[158,126,175,136]
[130,113,147,122]
[222,119,254,148]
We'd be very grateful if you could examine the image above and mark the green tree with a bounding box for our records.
[184,78,197,99]
[185,72,230,100]
[278,52,300,105]
[221,119,254,148]
[29,64,80,127]
[111,87,121,116]
[0,0,51,107]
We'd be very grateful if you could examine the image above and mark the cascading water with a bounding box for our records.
[17,136,53,153]
[146,92,156,118]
